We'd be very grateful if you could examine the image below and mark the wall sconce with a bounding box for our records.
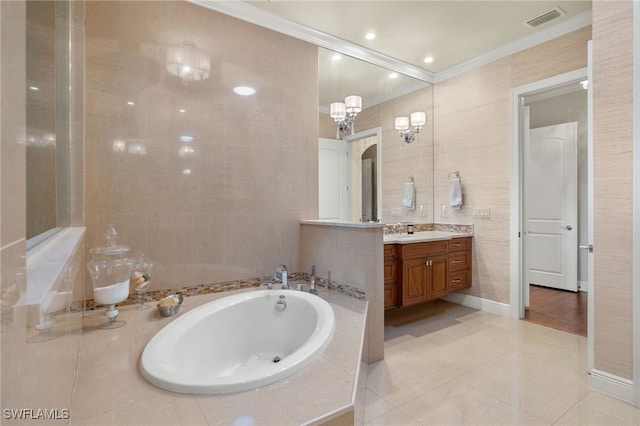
[330,95,362,138]
[166,41,211,82]
[395,112,426,143]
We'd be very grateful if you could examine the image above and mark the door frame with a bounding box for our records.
[633,0,639,406]
[344,127,382,222]
[509,67,589,342]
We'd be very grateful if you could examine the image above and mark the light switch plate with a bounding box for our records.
[473,208,491,219]
[391,208,401,216]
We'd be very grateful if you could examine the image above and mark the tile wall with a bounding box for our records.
[84,1,319,297]
[592,0,635,381]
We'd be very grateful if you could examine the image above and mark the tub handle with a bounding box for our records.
[275,295,287,312]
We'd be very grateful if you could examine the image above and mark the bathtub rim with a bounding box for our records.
[139,288,336,394]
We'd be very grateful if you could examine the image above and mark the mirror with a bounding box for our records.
[318,47,434,224]
[26,0,71,245]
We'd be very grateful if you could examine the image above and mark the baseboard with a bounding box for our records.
[590,369,635,404]
[442,292,511,317]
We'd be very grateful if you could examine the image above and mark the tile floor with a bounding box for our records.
[524,285,587,337]
[360,300,639,425]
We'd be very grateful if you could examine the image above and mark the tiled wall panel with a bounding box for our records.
[592,0,634,380]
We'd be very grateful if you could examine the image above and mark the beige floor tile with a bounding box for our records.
[397,378,520,425]
[363,389,397,423]
[365,408,420,426]
[555,390,640,426]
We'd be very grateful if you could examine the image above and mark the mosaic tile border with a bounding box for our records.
[383,222,474,235]
[78,272,366,311]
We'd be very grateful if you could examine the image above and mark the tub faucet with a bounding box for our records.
[309,265,318,295]
[278,265,289,290]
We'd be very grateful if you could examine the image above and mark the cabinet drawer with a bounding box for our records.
[400,240,448,259]
[449,269,471,291]
[448,251,470,271]
[449,237,471,251]
[384,244,396,260]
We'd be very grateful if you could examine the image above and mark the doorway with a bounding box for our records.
[318,128,382,222]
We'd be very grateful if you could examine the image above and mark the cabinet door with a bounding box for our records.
[384,260,397,309]
[427,254,449,300]
[402,258,428,306]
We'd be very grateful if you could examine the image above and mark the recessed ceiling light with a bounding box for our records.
[127,101,135,106]
[389,73,398,79]
[365,32,376,40]
[180,135,194,143]
[233,86,256,96]
[182,169,192,176]
[179,108,186,113]
[423,56,434,64]
[331,54,342,62]
[29,86,39,91]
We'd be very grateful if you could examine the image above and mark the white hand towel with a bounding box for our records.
[402,182,415,209]
[449,177,462,210]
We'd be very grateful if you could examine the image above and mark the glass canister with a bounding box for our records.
[86,227,136,329]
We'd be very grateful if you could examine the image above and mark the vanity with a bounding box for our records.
[383,230,473,309]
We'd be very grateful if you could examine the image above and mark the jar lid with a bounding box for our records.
[89,227,132,257]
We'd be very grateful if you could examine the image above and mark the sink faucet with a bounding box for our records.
[394,222,402,235]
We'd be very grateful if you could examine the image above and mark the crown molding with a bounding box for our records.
[188,0,435,83]
[434,10,592,83]
[189,1,592,91]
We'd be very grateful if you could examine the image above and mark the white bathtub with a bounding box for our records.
[140,289,335,394]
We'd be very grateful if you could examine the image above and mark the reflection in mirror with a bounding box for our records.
[26,0,71,245]
[318,48,434,224]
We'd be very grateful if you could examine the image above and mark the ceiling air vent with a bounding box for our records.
[524,7,566,29]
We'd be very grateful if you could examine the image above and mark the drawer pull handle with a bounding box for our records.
[452,243,461,246]
[452,260,462,263]
[452,279,461,283]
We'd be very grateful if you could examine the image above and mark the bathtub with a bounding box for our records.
[140,289,335,394]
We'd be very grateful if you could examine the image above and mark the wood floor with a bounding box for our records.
[524,284,587,337]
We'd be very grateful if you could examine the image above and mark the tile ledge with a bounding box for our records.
[15,227,85,326]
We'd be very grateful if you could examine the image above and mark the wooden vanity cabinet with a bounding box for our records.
[399,241,449,306]
[448,237,472,291]
[386,236,473,309]
[383,245,398,309]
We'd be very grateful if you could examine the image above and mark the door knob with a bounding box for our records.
[561,225,573,230]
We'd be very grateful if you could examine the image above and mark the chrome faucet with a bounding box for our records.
[309,265,318,295]
[275,265,288,290]
[393,222,402,235]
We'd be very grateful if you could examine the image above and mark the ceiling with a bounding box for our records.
[199,1,592,109]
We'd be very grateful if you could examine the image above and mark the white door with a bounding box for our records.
[525,122,578,292]
[318,138,349,220]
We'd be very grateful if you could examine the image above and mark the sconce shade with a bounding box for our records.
[344,95,362,114]
[395,116,410,131]
[330,102,346,120]
[166,41,210,81]
[410,112,426,127]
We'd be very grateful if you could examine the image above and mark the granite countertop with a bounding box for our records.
[70,283,367,425]
[383,230,473,245]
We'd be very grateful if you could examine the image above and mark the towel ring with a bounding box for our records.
[448,170,460,179]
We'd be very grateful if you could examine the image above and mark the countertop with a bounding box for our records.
[383,230,473,245]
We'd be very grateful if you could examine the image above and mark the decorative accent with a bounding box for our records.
[395,111,426,143]
[78,272,366,311]
[166,41,210,82]
[330,95,362,138]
